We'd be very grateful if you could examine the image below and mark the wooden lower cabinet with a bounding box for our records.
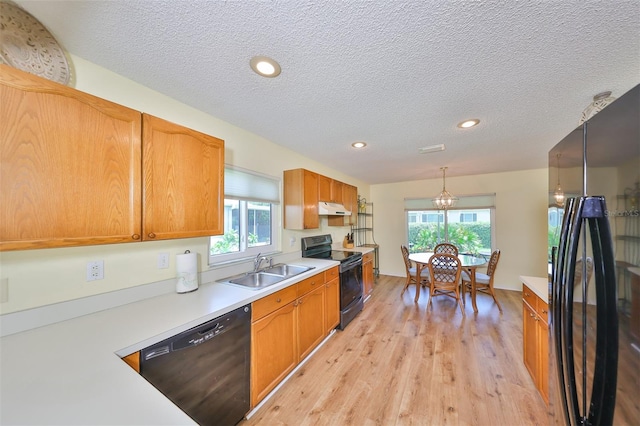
[251,269,339,407]
[251,301,298,406]
[363,251,374,299]
[522,283,549,404]
[121,351,141,373]
[297,284,326,360]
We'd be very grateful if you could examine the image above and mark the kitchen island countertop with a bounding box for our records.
[0,257,337,425]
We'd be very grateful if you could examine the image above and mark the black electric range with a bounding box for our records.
[301,234,363,330]
[300,235,362,266]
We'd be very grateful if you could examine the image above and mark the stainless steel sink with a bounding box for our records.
[263,263,313,277]
[220,263,315,290]
[228,272,284,289]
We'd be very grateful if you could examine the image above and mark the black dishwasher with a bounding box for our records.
[140,305,251,426]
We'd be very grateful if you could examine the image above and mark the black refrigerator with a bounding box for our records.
[548,84,639,425]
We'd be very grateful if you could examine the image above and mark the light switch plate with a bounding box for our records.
[158,253,170,269]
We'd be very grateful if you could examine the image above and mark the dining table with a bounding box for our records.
[408,252,488,312]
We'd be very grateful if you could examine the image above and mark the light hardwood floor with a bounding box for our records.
[242,274,548,425]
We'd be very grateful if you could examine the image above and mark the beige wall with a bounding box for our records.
[370,169,549,291]
[0,55,369,314]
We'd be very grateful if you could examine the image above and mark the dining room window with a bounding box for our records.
[404,194,495,256]
[209,166,280,265]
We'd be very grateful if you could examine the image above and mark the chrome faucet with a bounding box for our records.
[253,253,268,272]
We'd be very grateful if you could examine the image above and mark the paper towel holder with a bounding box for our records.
[176,250,199,294]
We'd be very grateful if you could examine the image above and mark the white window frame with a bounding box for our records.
[208,166,280,265]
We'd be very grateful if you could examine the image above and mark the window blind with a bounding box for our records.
[224,166,280,204]
[404,193,495,210]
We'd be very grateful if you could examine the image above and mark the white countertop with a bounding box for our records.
[520,275,549,302]
[0,257,337,425]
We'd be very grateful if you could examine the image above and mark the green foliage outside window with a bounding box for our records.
[210,230,258,255]
[408,223,490,255]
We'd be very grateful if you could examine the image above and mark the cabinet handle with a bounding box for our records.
[311,280,316,286]
[132,234,141,240]
[148,232,156,239]
[276,298,281,303]
[524,292,530,297]
[530,313,535,318]
[542,309,548,314]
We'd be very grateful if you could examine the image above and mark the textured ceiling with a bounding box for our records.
[8,0,640,184]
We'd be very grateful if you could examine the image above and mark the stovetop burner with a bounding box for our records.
[300,235,362,263]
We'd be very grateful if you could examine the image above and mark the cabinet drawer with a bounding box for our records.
[538,300,549,323]
[297,273,324,297]
[522,284,538,311]
[363,252,373,263]
[324,266,339,282]
[252,286,297,321]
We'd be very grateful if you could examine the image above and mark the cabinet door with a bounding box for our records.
[318,174,332,202]
[325,276,340,333]
[331,180,344,204]
[363,254,374,299]
[329,183,357,226]
[142,114,224,240]
[297,284,326,361]
[538,319,549,404]
[1,65,142,251]
[283,169,319,230]
[523,301,538,382]
[344,184,358,225]
[251,302,297,407]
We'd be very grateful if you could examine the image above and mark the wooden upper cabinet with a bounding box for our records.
[283,169,319,230]
[142,114,224,240]
[0,65,142,251]
[328,183,358,227]
[318,174,332,202]
[318,174,344,204]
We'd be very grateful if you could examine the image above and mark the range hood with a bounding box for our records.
[318,202,352,216]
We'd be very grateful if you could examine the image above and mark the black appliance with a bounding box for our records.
[140,305,251,426]
[301,234,363,330]
[549,84,639,425]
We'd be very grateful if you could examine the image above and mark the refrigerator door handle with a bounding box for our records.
[553,196,619,426]
[583,196,618,425]
[553,197,577,426]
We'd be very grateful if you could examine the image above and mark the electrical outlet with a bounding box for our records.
[0,278,8,303]
[86,260,104,281]
[158,253,170,269]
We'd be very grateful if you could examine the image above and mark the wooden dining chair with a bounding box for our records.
[461,249,502,312]
[400,245,429,301]
[434,242,458,256]
[426,253,464,314]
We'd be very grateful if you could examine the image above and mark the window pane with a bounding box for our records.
[407,208,492,255]
[247,202,272,247]
[446,209,491,255]
[406,210,445,253]
[210,199,240,255]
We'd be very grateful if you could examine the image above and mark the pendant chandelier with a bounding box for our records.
[554,154,565,207]
[432,167,458,209]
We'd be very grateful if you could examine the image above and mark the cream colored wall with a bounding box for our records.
[371,168,549,291]
[0,55,369,314]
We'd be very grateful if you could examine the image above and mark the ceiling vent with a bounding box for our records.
[419,144,445,154]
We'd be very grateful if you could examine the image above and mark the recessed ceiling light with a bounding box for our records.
[352,141,367,149]
[457,119,480,128]
[250,56,281,78]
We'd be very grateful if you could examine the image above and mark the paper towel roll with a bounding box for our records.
[176,251,199,293]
